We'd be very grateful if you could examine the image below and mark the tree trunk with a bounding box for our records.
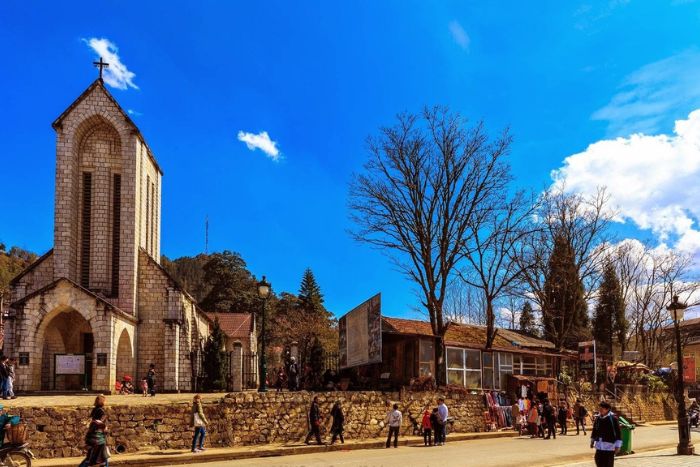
[435,335,445,386]
[485,298,496,349]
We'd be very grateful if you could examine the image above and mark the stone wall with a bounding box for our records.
[17,391,486,458]
[569,391,676,423]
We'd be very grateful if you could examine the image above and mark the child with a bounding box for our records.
[517,411,527,436]
[421,409,432,446]
[141,377,148,397]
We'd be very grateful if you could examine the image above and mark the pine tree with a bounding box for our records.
[299,268,324,312]
[519,301,538,337]
[202,318,227,391]
[593,261,626,358]
[542,234,590,349]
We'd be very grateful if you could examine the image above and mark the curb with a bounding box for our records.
[36,431,519,467]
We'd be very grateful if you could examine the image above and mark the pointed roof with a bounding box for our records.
[10,277,138,324]
[51,78,163,174]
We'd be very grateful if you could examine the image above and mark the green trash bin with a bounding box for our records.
[618,416,634,455]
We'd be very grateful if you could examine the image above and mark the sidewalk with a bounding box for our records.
[33,431,518,467]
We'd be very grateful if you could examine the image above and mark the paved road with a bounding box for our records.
[563,448,700,466]
[183,425,697,467]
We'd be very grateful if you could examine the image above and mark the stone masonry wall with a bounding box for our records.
[569,392,676,423]
[17,391,486,458]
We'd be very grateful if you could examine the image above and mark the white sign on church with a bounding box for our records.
[55,354,86,375]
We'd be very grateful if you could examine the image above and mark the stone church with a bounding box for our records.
[6,76,212,393]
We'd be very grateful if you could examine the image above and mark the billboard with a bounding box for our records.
[578,340,597,383]
[339,293,382,369]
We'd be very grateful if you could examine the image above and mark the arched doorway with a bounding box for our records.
[38,308,93,390]
[115,329,134,382]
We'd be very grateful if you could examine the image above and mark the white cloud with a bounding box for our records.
[448,20,470,51]
[552,109,700,258]
[237,130,281,162]
[127,109,142,117]
[82,37,138,90]
[592,50,700,136]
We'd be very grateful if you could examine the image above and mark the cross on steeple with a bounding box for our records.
[93,57,109,80]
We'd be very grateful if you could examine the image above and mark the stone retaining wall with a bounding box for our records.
[569,392,676,423]
[16,391,486,458]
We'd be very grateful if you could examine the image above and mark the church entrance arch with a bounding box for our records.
[37,308,93,391]
[115,328,134,384]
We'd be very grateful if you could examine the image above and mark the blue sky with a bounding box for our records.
[3,1,700,319]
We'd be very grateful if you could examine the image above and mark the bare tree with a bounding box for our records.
[459,190,539,347]
[349,106,510,383]
[443,277,487,325]
[515,187,613,348]
[626,248,700,368]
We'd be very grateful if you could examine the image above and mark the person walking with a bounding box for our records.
[190,394,208,453]
[437,398,449,445]
[421,409,432,446]
[288,357,299,391]
[79,395,109,467]
[590,401,622,467]
[146,364,156,397]
[329,401,345,445]
[543,399,556,439]
[385,403,402,448]
[304,396,324,445]
[574,398,588,435]
[558,401,568,435]
[5,359,15,400]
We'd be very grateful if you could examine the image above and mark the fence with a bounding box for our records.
[242,352,258,389]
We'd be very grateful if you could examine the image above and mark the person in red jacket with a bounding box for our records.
[421,409,432,446]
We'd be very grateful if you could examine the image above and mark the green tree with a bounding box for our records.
[199,250,258,313]
[299,268,324,312]
[202,318,227,391]
[0,245,38,299]
[542,235,590,349]
[593,261,627,358]
[519,301,538,337]
[268,270,337,381]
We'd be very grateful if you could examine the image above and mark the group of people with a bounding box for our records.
[420,398,450,447]
[274,357,300,392]
[516,395,589,439]
[0,357,16,400]
[304,396,346,445]
[303,396,451,450]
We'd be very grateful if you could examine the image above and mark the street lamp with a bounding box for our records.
[257,276,271,392]
[667,295,695,455]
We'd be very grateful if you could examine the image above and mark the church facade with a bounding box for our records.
[6,78,212,393]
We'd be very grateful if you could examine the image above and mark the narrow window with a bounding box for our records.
[80,172,92,288]
[111,174,121,297]
[145,175,150,252]
[151,181,156,255]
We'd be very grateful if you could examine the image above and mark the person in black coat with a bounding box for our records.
[542,399,557,439]
[304,396,324,445]
[330,401,345,444]
[590,401,622,467]
[430,408,441,445]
